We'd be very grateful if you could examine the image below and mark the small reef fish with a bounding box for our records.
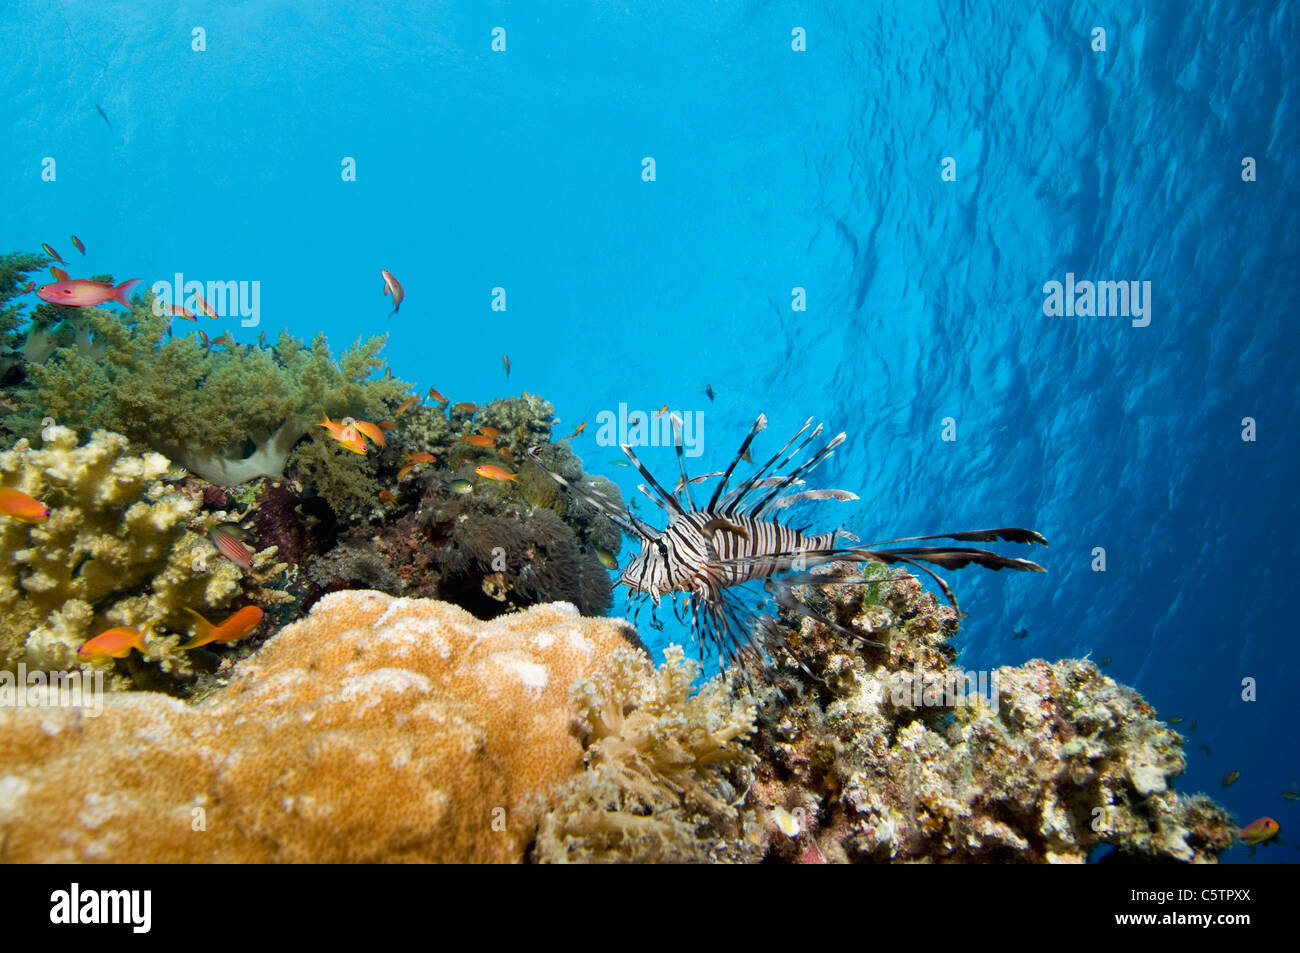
[1199,744,1212,757]
[566,422,586,440]
[353,419,386,449]
[499,447,517,466]
[1223,770,1241,787]
[452,402,477,413]
[395,396,419,416]
[609,459,630,468]
[474,464,517,482]
[427,387,448,406]
[403,452,436,465]
[1238,817,1280,847]
[163,303,196,321]
[378,489,396,503]
[77,622,155,661]
[41,242,65,264]
[0,487,50,523]
[653,405,669,418]
[197,329,210,348]
[258,330,267,346]
[1012,627,1029,640]
[1281,791,1300,803]
[378,419,396,431]
[95,104,112,130]
[396,464,416,481]
[210,526,253,570]
[50,266,70,282]
[194,293,219,319]
[318,415,367,455]
[479,426,501,439]
[381,269,405,317]
[1168,717,1184,724]
[503,353,510,377]
[70,235,86,255]
[37,277,140,308]
[448,479,473,494]
[181,606,264,650]
[594,548,618,570]
[674,471,724,492]
[464,433,495,447]
[705,384,715,401]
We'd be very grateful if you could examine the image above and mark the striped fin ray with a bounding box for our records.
[667,413,698,513]
[719,418,826,516]
[705,413,772,511]
[621,444,686,518]
[524,445,654,539]
[747,431,846,517]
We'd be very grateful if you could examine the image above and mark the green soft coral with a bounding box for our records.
[0,426,241,681]
[1,269,412,484]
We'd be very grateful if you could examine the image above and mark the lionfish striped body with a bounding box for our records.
[528,413,1047,666]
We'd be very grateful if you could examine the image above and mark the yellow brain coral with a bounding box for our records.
[0,426,241,675]
[0,592,642,862]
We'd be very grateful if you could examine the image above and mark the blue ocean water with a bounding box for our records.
[4,1,1296,862]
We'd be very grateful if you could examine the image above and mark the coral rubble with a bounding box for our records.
[0,592,643,862]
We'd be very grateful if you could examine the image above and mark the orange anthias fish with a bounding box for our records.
[499,447,516,466]
[0,487,50,523]
[427,387,448,406]
[37,278,141,308]
[40,242,65,264]
[452,402,476,414]
[77,621,155,661]
[163,303,196,321]
[566,422,587,440]
[318,415,367,455]
[478,426,501,439]
[210,526,254,570]
[403,452,436,465]
[378,489,396,503]
[378,419,396,431]
[464,433,495,447]
[50,266,70,282]
[353,419,386,449]
[181,606,264,650]
[194,293,219,319]
[70,234,86,255]
[381,269,405,317]
[1223,770,1241,787]
[1238,817,1280,847]
[395,396,419,417]
[475,464,517,483]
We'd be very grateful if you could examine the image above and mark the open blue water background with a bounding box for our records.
[3,1,1296,861]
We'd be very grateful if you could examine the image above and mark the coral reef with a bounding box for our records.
[0,263,411,485]
[0,592,644,863]
[533,645,763,863]
[0,426,256,685]
[740,566,1237,863]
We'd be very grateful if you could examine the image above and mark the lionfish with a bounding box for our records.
[527,414,1047,667]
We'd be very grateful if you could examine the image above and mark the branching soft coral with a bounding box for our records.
[0,274,412,484]
[533,645,762,863]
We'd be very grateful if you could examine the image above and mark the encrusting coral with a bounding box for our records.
[740,566,1237,863]
[532,645,763,863]
[0,592,644,863]
[0,425,257,684]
